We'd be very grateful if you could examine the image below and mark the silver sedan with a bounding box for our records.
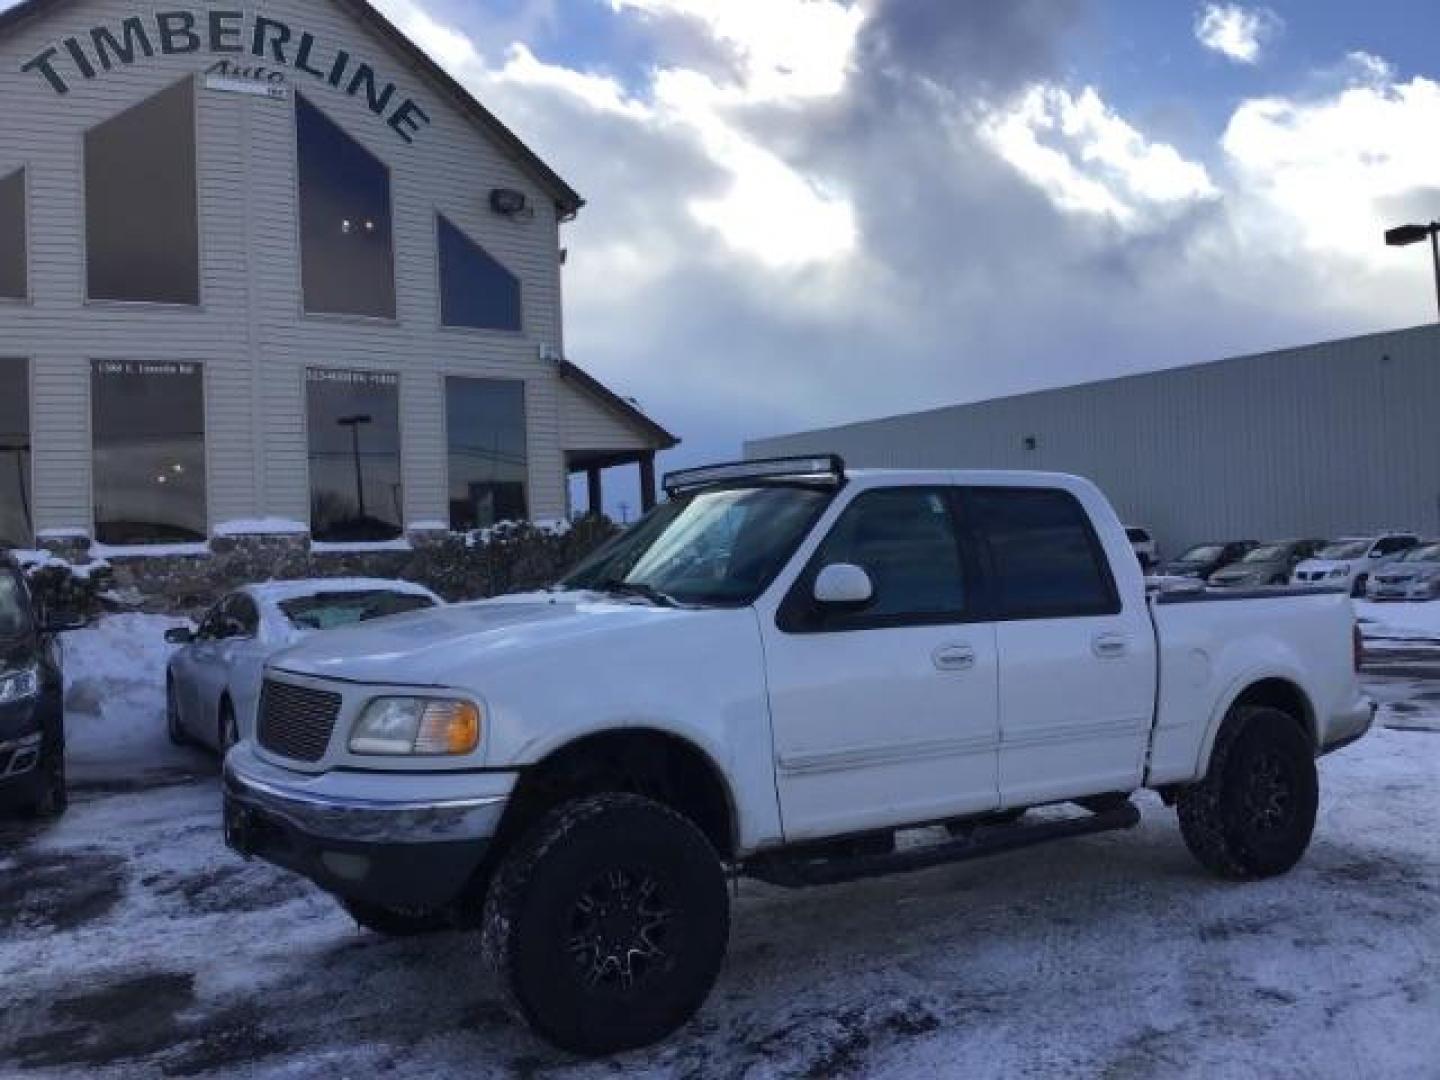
[164,579,442,753]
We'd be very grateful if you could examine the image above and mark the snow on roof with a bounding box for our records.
[242,578,441,605]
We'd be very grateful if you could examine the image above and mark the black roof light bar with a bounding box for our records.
[663,455,847,496]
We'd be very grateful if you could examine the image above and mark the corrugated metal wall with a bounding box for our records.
[0,0,657,537]
[747,325,1440,555]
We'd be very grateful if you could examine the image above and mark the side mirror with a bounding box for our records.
[814,563,875,607]
[165,627,195,645]
[40,612,87,635]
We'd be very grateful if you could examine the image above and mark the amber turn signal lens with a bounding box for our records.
[414,700,482,755]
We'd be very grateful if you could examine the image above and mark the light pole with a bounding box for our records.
[337,414,373,519]
[1384,221,1440,321]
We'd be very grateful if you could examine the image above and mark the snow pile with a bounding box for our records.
[1354,599,1440,644]
[61,613,188,773]
[11,549,111,580]
[212,519,309,537]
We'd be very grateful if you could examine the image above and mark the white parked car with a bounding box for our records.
[1366,541,1440,601]
[224,459,1372,1055]
[1291,534,1419,597]
[165,579,442,753]
[1125,526,1158,570]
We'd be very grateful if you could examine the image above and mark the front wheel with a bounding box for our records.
[20,739,68,820]
[482,793,730,1056]
[1176,706,1317,880]
[166,678,187,747]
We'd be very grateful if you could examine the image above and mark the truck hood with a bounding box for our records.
[267,592,690,686]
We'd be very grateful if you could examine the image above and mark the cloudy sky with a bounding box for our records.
[10,0,1438,512]
[358,0,1440,505]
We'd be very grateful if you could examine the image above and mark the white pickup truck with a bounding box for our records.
[224,457,1374,1055]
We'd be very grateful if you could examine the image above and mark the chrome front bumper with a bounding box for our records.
[222,742,516,908]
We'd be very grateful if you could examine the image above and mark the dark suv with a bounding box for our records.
[0,555,71,818]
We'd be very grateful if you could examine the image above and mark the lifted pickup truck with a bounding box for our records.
[224,458,1374,1055]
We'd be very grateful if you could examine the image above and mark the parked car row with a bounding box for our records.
[1138,530,1433,599]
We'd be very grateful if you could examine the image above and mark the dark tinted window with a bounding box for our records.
[85,78,199,304]
[968,487,1118,618]
[438,215,522,331]
[0,170,25,300]
[0,360,30,548]
[92,361,206,545]
[447,378,528,530]
[808,488,966,624]
[307,369,402,542]
[296,95,395,319]
[1375,536,1415,556]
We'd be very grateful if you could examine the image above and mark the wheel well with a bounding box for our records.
[1230,678,1314,745]
[495,730,738,862]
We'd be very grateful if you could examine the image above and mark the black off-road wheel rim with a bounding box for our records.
[1239,749,1295,839]
[565,866,676,995]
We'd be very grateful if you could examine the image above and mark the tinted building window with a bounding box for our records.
[967,487,1119,618]
[85,78,199,305]
[307,369,402,542]
[447,378,528,530]
[297,95,395,319]
[0,170,25,300]
[92,361,207,545]
[438,215,522,331]
[0,360,30,548]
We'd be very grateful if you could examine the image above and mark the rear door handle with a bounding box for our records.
[933,644,977,671]
[1093,633,1129,659]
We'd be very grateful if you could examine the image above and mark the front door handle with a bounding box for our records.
[1093,633,1129,659]
[933,644,977,671]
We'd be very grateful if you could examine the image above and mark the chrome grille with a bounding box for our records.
[258,680,342,763]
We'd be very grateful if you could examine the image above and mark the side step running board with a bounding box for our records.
[745,802,1141,889]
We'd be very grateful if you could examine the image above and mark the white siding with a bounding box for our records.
[748,324,1440,554]
[0,0,623,536]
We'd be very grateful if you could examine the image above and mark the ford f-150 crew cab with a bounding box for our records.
[223,457,1375,1055]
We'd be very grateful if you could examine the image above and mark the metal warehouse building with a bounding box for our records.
[748,324,1440,555]
[0,0,675,556]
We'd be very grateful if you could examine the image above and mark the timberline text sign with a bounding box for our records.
[20,9,431,143]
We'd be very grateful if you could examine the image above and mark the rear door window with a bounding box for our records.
[965,487,1120,619]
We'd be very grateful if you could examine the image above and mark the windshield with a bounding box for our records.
[560,484,834,606]
[279,590,436,631]
[0,570,34,639]
[1175,545,1223,563]
[1317,540,1369,560]
[1401,543,1440,563]
[1242,544,1289,563]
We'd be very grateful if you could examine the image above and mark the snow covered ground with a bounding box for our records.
[1,611,1438,1078]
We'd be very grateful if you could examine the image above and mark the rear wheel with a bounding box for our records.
[1176,706,1317,879]
[482,793,729,1055]
[341,898,452,937]
[218,698,239,755]
[166,678,187,747]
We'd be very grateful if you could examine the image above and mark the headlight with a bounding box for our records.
[0,665,40,706]
[349,697,481,756]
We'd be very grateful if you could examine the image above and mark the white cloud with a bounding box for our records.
[981,85,1218,227]
[1194,4,1282,65]
[1222,71,1440,265]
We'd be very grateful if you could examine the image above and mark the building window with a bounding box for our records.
[438,215,522,331]
[0,360,30,548]
[296,95,395,319]
[91,361,207,546]
[307,369,403,542]
[84,78,199,305]
[447,378,528,530]
[0,170,25,300]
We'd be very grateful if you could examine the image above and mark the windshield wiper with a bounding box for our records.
[596,579,681,609]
